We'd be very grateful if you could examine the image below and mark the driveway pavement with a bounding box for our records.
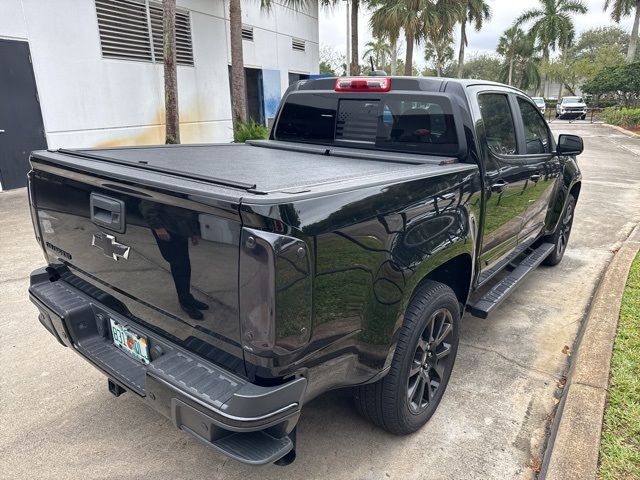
[1,123,639,480]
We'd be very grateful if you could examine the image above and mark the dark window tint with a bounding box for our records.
[478,93,517,155]
[517,98,551,154]
[274,94,336,142]
[274,93,460,155]
[376,97,459,155]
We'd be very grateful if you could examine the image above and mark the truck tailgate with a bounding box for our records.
[28,155,246,375]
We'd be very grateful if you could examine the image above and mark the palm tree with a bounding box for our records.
[496,25,522,85]
[370,0,425,76]
[604,0,640,61]
[350,0,361,75]
[457,0,491,78]
[516,0,587,96]
[363,37,392,70]
[370,0,460,76]
[497,26,541,90]
[229,0,328,131]
[515,0,588,62]
[369,0,402,74]
[424,0,464,76]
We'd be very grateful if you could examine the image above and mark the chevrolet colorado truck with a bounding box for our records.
[27,76,583,466]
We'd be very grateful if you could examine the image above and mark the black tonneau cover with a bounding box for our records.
[56,141,456,194]
[33,141,476,203]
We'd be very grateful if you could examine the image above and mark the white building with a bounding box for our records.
[0,0,319,189]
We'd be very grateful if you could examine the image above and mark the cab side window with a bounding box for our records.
[478,93,517,156]
[517,98,551,154]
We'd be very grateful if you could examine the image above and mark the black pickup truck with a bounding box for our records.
[27,76,583,465]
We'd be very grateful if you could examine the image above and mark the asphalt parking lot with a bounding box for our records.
[1,123,639,479]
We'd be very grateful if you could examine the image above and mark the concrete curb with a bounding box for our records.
[540,224,640,480]
[603,123,640,138]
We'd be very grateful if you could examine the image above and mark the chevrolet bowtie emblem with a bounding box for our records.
[92,232,130,261]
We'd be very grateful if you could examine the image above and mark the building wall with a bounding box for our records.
[0,0,319,149]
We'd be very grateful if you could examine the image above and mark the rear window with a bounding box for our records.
[274,93,460,156]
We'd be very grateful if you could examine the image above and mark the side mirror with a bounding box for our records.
[556,134,584,156]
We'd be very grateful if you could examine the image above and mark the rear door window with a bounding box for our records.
[477,93,517,155]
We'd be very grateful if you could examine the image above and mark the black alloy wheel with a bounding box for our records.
[407,308,454,414]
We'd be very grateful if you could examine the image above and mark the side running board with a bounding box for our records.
[467,243,555,319]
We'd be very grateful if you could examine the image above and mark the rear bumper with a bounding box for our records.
[29,267,305,465]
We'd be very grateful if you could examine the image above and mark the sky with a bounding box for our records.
[319,0,635,69]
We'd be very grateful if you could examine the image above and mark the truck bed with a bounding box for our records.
[35,141,476,202]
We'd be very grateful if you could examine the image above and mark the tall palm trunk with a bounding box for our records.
[507,57,514,86]
[628,0,640,62]
[350,0,360,75]
[557,49,565,99]
[436,48,445,77]
[518,61,527,89]
[390,36,398,75]
[541,48,549,98]
[404,30,414,76]
[457,22,466,78]
[229,0,247,129]
[163,0,179,144]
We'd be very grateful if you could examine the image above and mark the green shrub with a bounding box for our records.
[233,119,269,143]
[603,108,640,128]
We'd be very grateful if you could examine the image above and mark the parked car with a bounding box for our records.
[27,77,583,466]
[532,96,546,115]
[556,96,587,120]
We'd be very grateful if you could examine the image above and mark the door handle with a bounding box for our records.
[0,129,5,134]
[491,181,508,193]
[530,174,541,182]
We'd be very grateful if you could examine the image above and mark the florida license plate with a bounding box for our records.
[110,319,150,364]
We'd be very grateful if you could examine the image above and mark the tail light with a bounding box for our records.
[239,228,311,354]
[335,77,392,92]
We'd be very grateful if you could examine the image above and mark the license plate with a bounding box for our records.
[110,319,150,364]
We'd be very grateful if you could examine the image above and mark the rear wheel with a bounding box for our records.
[543,194,576,266]
[354,281,459,434]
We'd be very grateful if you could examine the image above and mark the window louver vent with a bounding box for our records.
[95,0,194,66]
[241,25,254,41]
[292,38,305,52]
[96,0,152,61]
[149,3,194,66]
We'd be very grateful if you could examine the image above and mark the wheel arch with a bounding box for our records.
[569,181,581,201]
[415,253,474,309]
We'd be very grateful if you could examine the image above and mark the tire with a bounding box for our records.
[555,112,559,118]
[354,281,460,435]
[543,194,576,266]
[580,114,586,120]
